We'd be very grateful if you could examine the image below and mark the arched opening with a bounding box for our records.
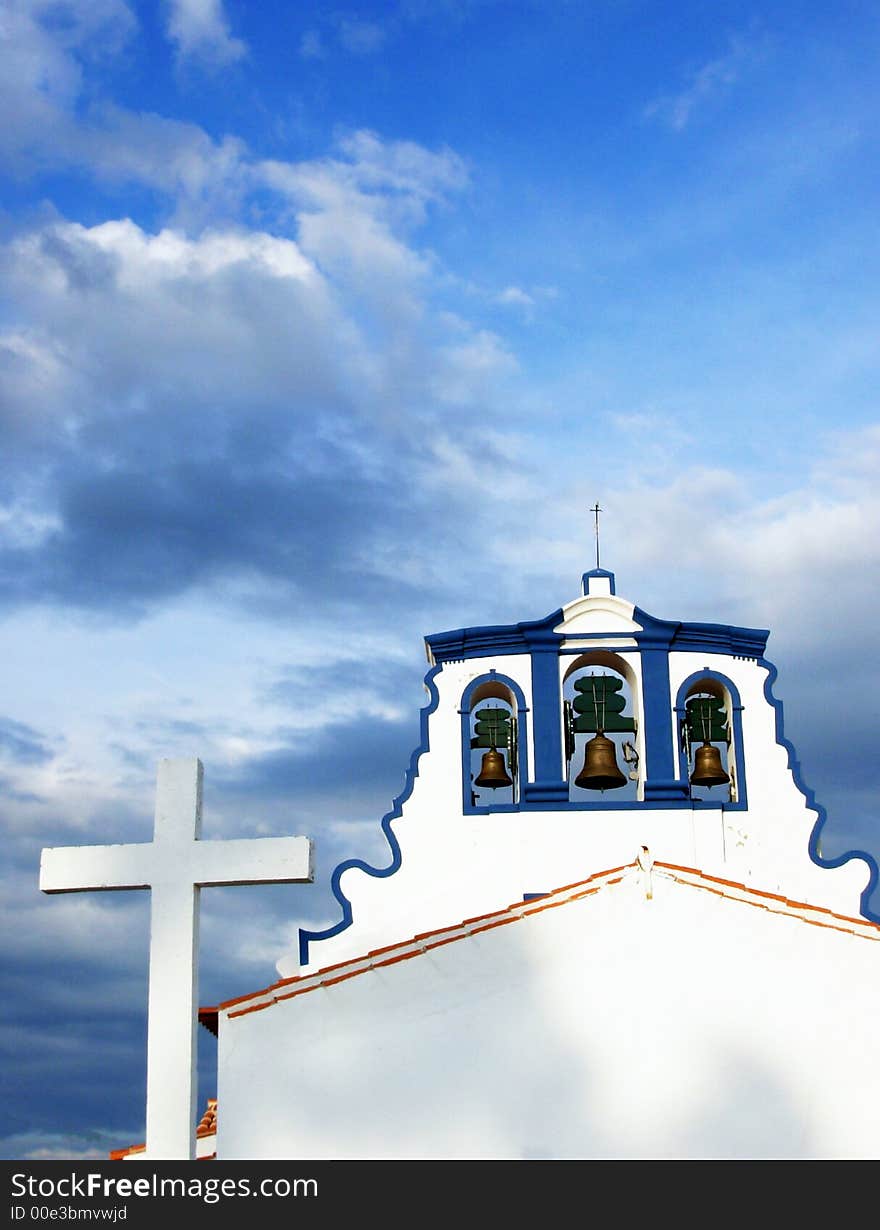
[461,676,523,810]
[563,653,640,802]
[679,675,739,804]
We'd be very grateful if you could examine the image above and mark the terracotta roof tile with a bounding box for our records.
[197,1097,217,1137]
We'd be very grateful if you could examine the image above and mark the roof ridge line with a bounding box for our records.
[657,863,880,931]
[215,860,880,1025]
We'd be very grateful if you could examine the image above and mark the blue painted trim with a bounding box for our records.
[529,645,566,795]
[582,568,616,595]
[460,671,528,813]
[635,631,687,800]
[426,610,564,664]
[428,604,768,664]
[522,781,570,804]
[674,670,748,809]
[630,616,764,803]
[519,798,712,811]
[297,664,443,967]
[760,658,880,923]
[642,780,692,803]
[672,623,769,658]
[633,607,769,660]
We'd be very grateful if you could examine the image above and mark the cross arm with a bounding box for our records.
[40,843,154,893]
[189,835,314,887]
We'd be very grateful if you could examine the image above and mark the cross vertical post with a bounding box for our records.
[144,759,203,1160]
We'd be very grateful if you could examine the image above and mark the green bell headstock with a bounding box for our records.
[471,706,513,750]
[571,673,636,734]
[685,694,729,745]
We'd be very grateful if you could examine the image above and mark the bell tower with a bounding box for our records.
[286,560,873,977]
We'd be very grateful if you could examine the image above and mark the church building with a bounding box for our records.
[100,564,880,1160]
[199,565,880,1160]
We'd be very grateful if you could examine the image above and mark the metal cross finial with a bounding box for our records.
[591,502,602,570]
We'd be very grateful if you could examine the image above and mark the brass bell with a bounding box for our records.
[690,741,730,788]
[475,747,513,789]
[575,732,627,791]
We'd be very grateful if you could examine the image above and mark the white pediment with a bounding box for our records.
[554,594,641,636]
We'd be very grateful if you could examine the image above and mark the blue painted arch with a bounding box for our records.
[674,669,747,810]
[460,670,529,813]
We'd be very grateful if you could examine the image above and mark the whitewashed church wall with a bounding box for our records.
[219,872,880,1160]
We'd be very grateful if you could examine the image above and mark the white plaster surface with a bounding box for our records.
[554,593,640,635]
[220,866,880,1160]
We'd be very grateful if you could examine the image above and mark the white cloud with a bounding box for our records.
[496,286,534,307]
[0,120,525,637]
[0,150,490,438]
[2,218,348,422]
[489,284,558,318]
[430,329,518,405]
[0,498,61,549]
[643,32,764,131]
[299,29,324,59]
[0,7,250,216]
[0,2,466,250]
[86,105,251,214]
[63,220,318,286]
[336,128,468,202]
[0,0,137,168]
[537,440,880,663]
[3,1132,125,1162]
[1,7,467,263]
[164,0,246,66]
[260,130,468,243]
[336,16,387,56]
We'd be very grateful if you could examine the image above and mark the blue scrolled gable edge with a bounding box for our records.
[761,657,880,923]
[297,664,443,968]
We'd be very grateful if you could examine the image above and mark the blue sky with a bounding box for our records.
[2,0,879,1160]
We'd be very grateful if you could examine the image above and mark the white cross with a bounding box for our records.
[39,757,314,1161]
